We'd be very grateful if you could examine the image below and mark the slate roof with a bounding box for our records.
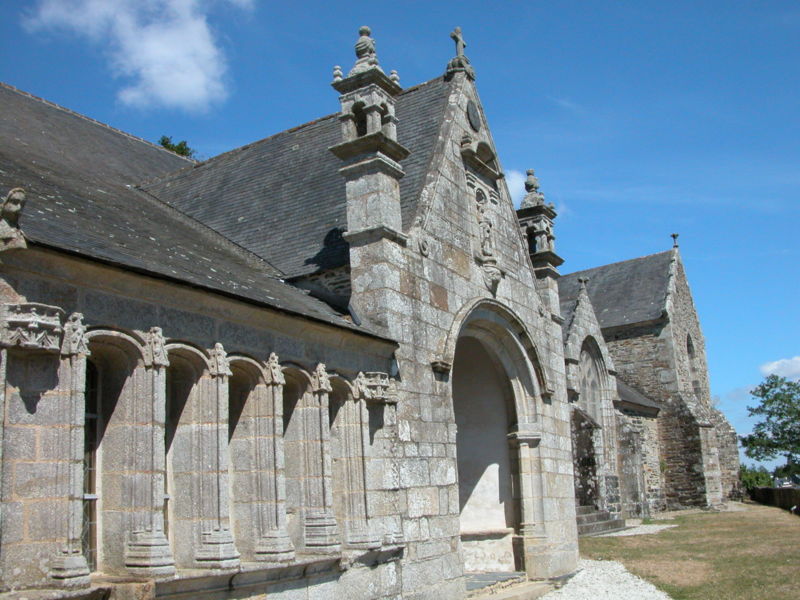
[559,251,674,330]
[142,77,453,277]
[616,379,660,414]
[0,82,380,335]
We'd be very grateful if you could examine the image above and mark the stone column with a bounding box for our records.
[303,364,340,552]
[194,343,240,568]
[123,327,175,577]
[508,425,546,539]
[253,353,294,562]
[49,314,91,585]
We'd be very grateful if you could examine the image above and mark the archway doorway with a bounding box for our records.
[452,336,519,572]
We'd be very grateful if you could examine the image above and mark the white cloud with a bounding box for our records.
[506,169,527,207]
[760,356,800,380]
[25,0,249,113]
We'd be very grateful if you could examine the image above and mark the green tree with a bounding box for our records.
[158,135,196,158]
[740,375,800,470]
[739,464,772,491]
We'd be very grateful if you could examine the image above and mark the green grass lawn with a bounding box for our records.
[580,502,800,600]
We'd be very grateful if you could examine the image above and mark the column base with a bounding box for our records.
[125,529,176,578]
[195,528,240,569]
[344,529,381,550]
[50,550,90,587]
[304,511,340,553]
[254,529,295,563]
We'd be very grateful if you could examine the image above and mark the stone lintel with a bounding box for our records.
[332,67,402,96]
[430,360,452,374]
[330,132,409,164]
[343,225,408,247]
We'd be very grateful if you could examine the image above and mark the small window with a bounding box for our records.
[687,335,696,360]
[353,103,367,137]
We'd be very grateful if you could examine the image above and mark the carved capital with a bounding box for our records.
[0,302,64,353]
[60,312,90,357]
[312,363,333,394]
[265,352,285,385]
[144,327,169,368]
[209,342,231,378]
[431,360,452,375]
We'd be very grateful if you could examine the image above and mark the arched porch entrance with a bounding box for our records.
[444,299,549,576]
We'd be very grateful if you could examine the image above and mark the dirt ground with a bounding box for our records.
[579,501,800,600]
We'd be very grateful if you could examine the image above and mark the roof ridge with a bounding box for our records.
[562,249,673,278]
[0,81,196,165]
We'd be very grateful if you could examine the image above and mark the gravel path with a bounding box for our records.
[540,559,672,600]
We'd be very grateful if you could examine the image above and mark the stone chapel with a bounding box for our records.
[0,27,738,599]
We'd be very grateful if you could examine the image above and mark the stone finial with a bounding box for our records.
[389,69,400,84]
[0,188,28,250]
[445,26,476,81]
[671,233,679,248]
[349,26,382,76]
[332,65,343,82]
[520,169,546,208]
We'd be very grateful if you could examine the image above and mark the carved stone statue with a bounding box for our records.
[312,363,333,394]
[479,216,494,258]
[61,312,90,357]
[266,352,285,385]
[210,342,231,377]
[0,188,28,250]
[146,326,169,368]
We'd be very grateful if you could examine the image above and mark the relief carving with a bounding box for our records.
[144,326,169,368]
[0,302,64,352]
[209,342,232,377]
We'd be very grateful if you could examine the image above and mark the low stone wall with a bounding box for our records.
[749,487,800,515]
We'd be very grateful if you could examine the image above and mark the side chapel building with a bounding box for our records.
[0,27,738,599]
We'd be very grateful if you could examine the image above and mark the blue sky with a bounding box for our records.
[2,1,798,469]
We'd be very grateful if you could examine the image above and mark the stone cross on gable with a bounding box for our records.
[451,27,466,57]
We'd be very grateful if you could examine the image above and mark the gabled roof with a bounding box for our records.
[559,251,674,330]
[142,77,453,277]
[0,82,380,335]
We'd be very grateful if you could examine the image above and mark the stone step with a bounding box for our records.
[575,505,597,516]
[468,579,554,600]
[578,518,627,537]
[576,510,612,525]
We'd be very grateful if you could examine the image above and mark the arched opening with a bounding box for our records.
[572,339,605,510]
[453,335,519,572]
[227,360,260,559]
[164,349,204,567]
[83,334,142,574]
[329,377,375,548]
